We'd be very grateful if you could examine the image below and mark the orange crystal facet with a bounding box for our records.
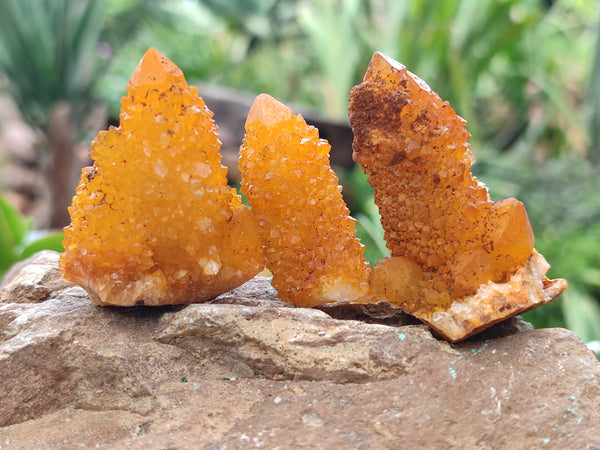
[349,52,535,299]
[239,94,371,307]
[59,48,264,306]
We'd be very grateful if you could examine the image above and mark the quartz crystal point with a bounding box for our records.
[349,52,567,341]
[239,94,371,307]
[60,48,264,306]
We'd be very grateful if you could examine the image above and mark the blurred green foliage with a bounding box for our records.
[0,0,198,133]
[0,193,64,279]
[0,0,598,351]
[0,0,104,130]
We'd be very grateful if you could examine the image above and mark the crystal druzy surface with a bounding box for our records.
[60,48,264,306]
[349,52,566,340]
[350,52,535,300]
[239,94,371,307]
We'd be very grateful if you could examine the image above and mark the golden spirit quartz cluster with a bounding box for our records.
[349,52,567,340]
[60,48,264,306]
[60,47,566,341]
[239,94,371,307]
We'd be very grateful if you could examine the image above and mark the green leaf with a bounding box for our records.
[0,213,19,273]
[355,199,390,266]
[20,231,65,260]
[0,194,31,275]
[561,287,600,344]
[0,193,32,246]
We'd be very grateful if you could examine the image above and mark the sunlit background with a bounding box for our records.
[0,0,598,353]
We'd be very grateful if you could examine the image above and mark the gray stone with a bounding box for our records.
[157,302,438,383]
[1,252,599,448]
[0,250,75,303]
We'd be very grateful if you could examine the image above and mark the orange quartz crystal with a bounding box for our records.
[349,52,566,341]
[59,48,264,306]
[239,94,371,307]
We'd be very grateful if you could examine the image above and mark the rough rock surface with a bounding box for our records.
[0,251,74,303]
[1,252,599,448]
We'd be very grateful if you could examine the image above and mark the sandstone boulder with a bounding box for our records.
[1,251,599,448]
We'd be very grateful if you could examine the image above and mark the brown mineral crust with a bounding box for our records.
[239,94,371,307]
[60,48,264,306]
[349,52,535,298]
